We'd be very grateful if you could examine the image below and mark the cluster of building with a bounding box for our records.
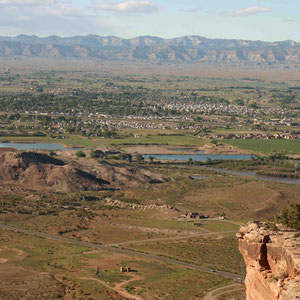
[207,132,299,140]
[161,102,290,117]
[183,212,209,219]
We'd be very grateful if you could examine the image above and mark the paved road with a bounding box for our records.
[111,230,237,247]
[203,283,245,300]
[0,223,243,280]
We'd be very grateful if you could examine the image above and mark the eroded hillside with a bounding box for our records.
[0,151,167,192]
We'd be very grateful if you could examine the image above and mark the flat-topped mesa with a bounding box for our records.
[237,221,300,300]
[237,222,300,300]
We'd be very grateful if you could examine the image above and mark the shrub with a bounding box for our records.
[90,150,104,158]
[75,151,86,158]
[119,153,132,162]
[135,153,144,162]
[274,204,300,230]
[149,156,155,163]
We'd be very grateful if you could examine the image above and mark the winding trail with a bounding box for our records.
[203,283,245,300]
[79,275,143,300]
[0,223,243,280]
[254,183,282,217]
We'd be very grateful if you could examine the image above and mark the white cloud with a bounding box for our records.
[181,7,202,13]
[92,1,160,14]
[221,6,272,17]
[0,0,53,5]
[0,0,121,36]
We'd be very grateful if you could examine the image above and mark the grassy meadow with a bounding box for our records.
[222,139,300,154]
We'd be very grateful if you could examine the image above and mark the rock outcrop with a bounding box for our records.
[237,222,300,300]
[0,151,109,192]
[0,151,167,192]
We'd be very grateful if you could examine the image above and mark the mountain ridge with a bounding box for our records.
[0,34,299,64]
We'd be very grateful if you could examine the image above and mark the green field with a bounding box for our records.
[198,221,240,232]
[0,135,98,147]
[0,134,208,147]
[94,135,207,146]
[222,139,300,154]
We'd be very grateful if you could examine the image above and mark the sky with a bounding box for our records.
[0,0,299,41]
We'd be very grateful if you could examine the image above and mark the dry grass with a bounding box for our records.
[0,229,230,300]
[125,233,245,275]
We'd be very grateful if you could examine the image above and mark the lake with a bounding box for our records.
[0,142,80,151]
[143,154,255,161]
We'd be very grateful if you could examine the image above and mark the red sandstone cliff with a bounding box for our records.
[237,222,300,300]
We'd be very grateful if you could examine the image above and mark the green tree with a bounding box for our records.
[136,153,144,162]
[248,102,259,109]
[205,157,212,165]
[66,127,75,133]
[76,151,86,158]
[119,153,132,162]
[187,158,194,165]
[90,150,104,158]
[274,204,300,230]
[149,156,155,163]
[234,99,245,106]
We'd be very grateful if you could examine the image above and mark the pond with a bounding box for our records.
[143,154,255,161]
[0,142,80,151]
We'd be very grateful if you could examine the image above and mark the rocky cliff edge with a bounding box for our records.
[237,221,300,300]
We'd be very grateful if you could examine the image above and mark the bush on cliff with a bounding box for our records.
[274,204,300,230]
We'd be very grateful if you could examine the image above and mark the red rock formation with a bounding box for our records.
[237,222,300,300]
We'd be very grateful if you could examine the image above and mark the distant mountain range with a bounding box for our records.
[0,34,299,64]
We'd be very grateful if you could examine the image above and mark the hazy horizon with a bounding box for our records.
[0,0,299,42]
[2,33,299,44]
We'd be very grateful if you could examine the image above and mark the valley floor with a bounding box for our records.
[0,152,299,299]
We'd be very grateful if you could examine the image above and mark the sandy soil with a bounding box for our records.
[0,247,26,263]
[123,145,201,154]
[122,144,249,155]
[199,144,250,155]
[0,151,167,192]
[86,252,131,270]
[0,148,17,153]
[0,258,8,264]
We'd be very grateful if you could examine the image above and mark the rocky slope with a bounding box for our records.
[0,151,167,192]
[237,222,300,300]
[0,34,299,64]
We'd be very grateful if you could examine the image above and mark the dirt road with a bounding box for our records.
[0,223,243,280]
[79,275,143,300]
